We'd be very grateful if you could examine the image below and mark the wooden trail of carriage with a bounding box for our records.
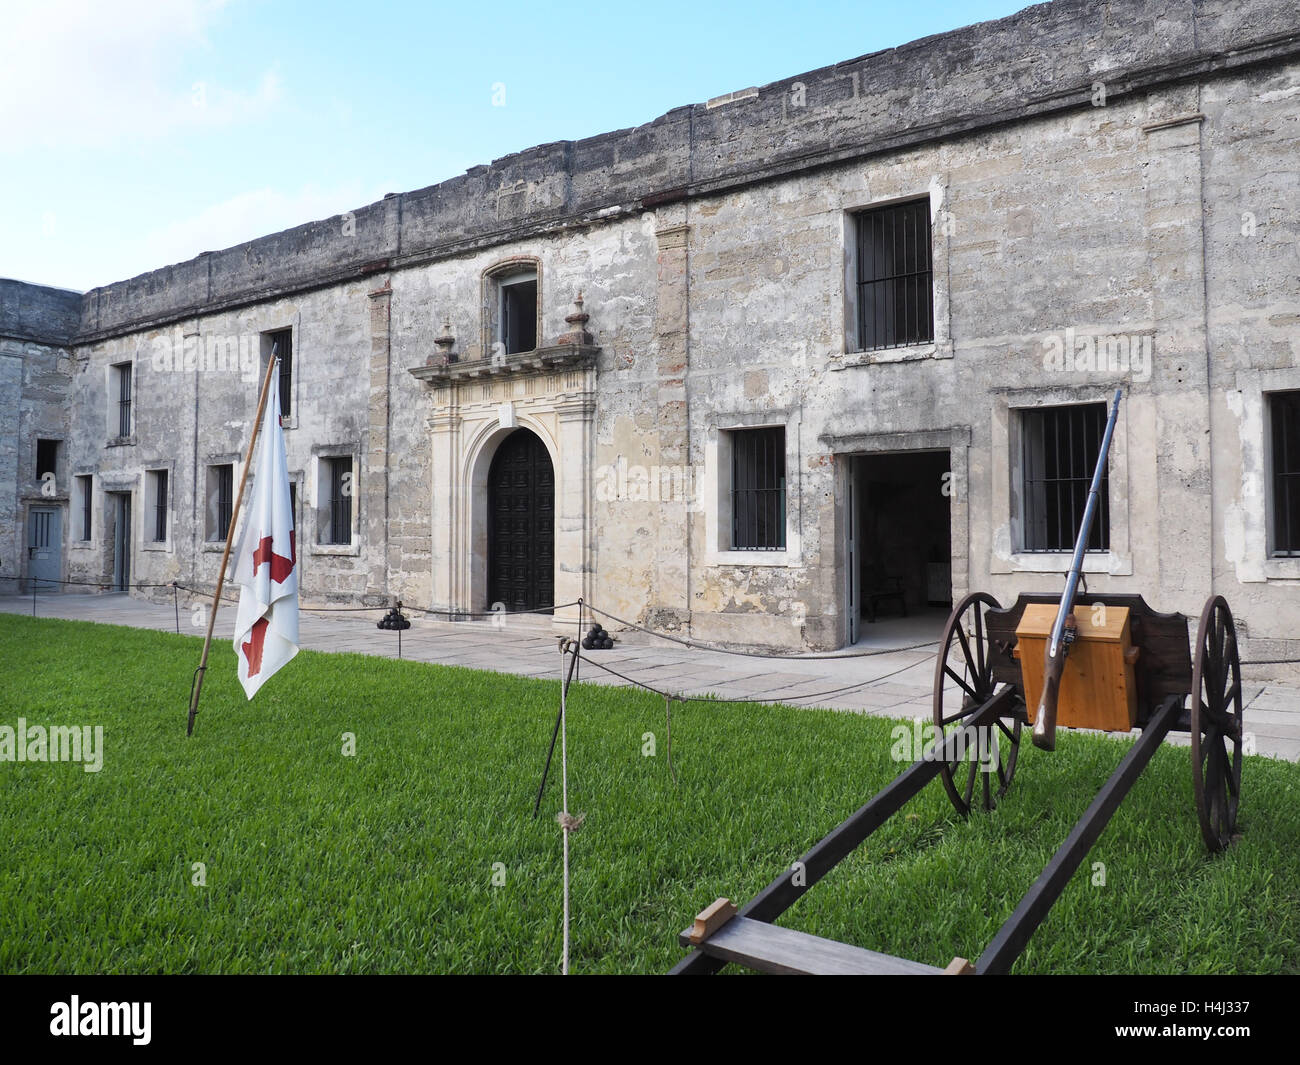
[670,589,1245,975]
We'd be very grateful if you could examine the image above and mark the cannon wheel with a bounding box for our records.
[1191,596,1244,853]
[933,592,1020,815]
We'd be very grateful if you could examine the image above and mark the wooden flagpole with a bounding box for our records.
[186,348,280,736]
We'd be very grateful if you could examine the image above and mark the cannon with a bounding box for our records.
[673,390,1243,975]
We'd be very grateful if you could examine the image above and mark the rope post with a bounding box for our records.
[172,582,180,634]
[664,695,678,785]
[533,642,579,817]
[560,639,570,976]
[32,578,36,617]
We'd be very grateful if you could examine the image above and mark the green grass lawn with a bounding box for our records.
[1,612,1298,974]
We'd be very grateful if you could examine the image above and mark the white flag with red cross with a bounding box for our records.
[231,370,299,699]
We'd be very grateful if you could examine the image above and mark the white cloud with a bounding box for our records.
[3,181,397,292]
[0,0,281,152]
[122,181,389,280]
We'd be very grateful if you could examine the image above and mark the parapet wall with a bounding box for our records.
[0,279,82,346]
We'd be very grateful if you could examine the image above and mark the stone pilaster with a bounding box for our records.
[555,393,595,626]
[652,220,691,629]
[367,280,392,595]
[428,405,461,615]
[1141,87,1214,607]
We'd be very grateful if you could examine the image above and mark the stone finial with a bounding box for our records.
[429,316,457,365]
[557,290,592,346]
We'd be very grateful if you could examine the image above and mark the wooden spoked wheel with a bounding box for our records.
[1190,595,1244,853]
[932,592,1020,815]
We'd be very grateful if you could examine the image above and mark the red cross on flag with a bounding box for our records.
[231,370,298,699]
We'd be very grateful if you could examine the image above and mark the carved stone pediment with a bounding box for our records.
[408,343,599,387]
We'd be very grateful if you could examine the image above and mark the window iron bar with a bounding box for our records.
[1272,393,1300,555]
[1021,404,1109,553]
[154,473,167,542]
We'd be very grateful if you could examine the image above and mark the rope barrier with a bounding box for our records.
[165,582,581,618]
[580,601,939,661]
[9,576,580,619]
[568,637,935,707]
[561,644,679,699]
[585,603,941,663]
[7,576,180,590]
[12,578,1298,682]
[17,579,1296,667]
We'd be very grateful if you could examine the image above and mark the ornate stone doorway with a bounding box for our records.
[411,337,597,630]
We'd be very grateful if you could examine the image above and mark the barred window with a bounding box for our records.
[113,362,132,438]
[731,428,786,551]
[265,328,293,418]
[854,199,933,351]
[207,464,233,542]
[148,469,168,543]
[1020,403,1109,553]
[1271,391,1300,556]
[321,456,353,546]
[77,475,93,541]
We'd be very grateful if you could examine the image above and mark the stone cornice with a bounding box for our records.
[408,344,600,386]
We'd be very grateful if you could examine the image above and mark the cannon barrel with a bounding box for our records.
[1032,387,1123,751]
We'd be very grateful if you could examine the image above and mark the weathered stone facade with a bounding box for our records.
[0,280,81,598]
[3,0,1299,667]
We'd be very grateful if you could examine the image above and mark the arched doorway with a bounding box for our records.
[487,428,555,613]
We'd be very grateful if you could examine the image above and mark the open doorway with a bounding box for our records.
[846,450,951,647]
[109,492,132,592]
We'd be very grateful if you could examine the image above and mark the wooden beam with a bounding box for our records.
[671,686,1019,974]
[685,916,944,975]
[975,694,1180,975]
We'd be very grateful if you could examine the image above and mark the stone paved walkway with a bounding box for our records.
[3,591,1298,761]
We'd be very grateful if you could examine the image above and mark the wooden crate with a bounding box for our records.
[1016,603,1138,733]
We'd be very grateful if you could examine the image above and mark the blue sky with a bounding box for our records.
[0,0,1031,292]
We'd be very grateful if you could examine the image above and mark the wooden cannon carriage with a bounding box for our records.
[670,590,1244,976]
[932,590,1242,851]
[672,391,1245,975]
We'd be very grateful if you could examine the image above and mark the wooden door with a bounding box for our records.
[487,431,554,613]
[27,507,62,591]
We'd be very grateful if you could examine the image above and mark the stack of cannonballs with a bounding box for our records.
[377,603,411,630]
[581,623,613,650]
